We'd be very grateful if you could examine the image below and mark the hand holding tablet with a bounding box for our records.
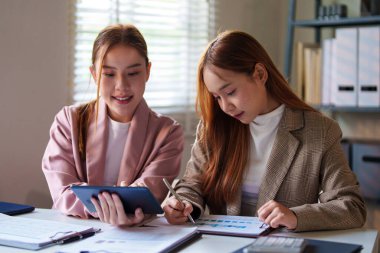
[71,185,164,215]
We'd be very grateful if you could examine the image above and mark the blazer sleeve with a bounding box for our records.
[174,122,208,219]
[42,107,92,218]
[131,122,185,204]
[290,119,366,232]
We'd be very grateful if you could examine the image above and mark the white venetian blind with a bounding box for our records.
[71,0,215,117]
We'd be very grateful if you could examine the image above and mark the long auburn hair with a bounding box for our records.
[196,30,316,208]
[77,24,149,161]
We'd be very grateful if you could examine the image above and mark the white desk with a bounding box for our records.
[1,208,378,253]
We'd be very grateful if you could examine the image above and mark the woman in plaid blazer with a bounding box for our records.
[163,30,366,232]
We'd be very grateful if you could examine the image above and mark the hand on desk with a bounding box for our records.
[257,200,297,230]
[163,196,193,225]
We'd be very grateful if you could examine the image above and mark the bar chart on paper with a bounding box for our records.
[147,215,271,237]
[195,215,271,237]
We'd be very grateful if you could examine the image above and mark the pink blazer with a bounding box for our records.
[42,98,184,218]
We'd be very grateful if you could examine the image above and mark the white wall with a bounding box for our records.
[215,0,287,72]
[0,0,69,207]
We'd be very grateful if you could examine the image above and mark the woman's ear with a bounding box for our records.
[146,62,152,82]
[252,63,268,84]
[89,65,97,83]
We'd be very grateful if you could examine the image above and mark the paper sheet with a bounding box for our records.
[147,215,270,237]
[57,226,198,253]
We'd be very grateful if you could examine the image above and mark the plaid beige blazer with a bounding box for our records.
[175,107,366,232]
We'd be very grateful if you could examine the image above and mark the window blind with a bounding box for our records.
[71,0,215,122]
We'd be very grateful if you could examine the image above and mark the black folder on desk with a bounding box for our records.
[0,201,35,215]
[234,237,363,253]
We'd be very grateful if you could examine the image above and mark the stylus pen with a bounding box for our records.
[163,178,196,224]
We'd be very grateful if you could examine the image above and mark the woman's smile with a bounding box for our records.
[112,95,133,104]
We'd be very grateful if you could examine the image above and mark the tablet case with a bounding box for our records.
[71,185,164,214]
[0,201,35,215]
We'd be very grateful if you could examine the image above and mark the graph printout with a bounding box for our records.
[195,215,270,237]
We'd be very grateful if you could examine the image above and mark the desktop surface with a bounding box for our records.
[0,208,378,253]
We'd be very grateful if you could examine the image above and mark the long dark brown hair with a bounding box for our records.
[196,30,316,208]
[77,24,149,160]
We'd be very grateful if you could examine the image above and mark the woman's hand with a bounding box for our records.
[257,200,297,230]
[91,192,144,226]
[121,180,145,187]
[163,196,193,225]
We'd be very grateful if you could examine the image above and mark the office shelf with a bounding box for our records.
[284,0,380,79]
[315,105,380,113]
[292,15,380,28]
[284,0,380,114]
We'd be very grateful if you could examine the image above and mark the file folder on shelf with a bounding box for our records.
[358,26,380,107]
[333,28,358,106]
[321,38,334,105]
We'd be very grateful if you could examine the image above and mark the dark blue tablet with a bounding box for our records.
[0,201,35,215]
[71,185,163,214]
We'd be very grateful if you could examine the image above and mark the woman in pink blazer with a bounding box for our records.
[42,24,184,226]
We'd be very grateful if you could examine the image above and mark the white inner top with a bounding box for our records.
[241,104,285,215]
[103,117,130,186]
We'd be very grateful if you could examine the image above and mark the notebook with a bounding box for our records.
[0,201,35,215]
[0,213,98,250]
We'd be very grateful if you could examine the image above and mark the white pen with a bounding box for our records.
[163,178,196,224]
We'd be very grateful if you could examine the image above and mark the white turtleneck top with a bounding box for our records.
[241,104,285,216]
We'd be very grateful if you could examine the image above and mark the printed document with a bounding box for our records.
[147,215,271,237]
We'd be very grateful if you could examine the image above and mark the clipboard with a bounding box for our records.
[0,213,97,250]
[71,185,164,214]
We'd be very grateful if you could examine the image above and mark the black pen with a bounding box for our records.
[56,230,96,245]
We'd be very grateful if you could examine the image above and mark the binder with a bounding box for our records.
[334,28,358,106]
[0,213,97,250]
[0,201,34,215]
[358,26,380,107]
[304,47,322,105]
[321,38,333,105]
[296,42,319,100]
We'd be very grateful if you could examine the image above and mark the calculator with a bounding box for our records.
[242,236,307,253]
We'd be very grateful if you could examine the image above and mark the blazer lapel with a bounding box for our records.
[86,98,108,185]
[117,99,149,185]
[256,107,304,210]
